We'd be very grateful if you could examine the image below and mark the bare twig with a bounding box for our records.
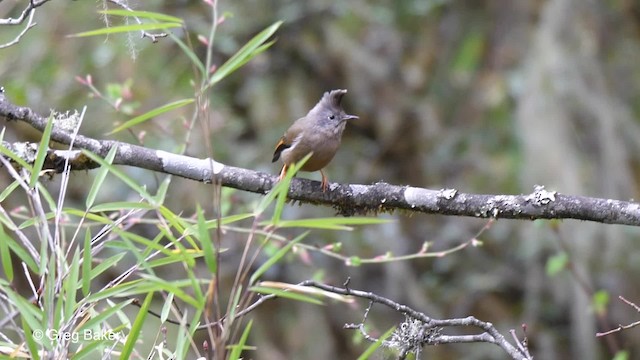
[302,280,532,359]
[106,0,169,42]
[0,8,37,49]
[0,0,52,48]
[0,0,51,26]
[597,296,640,337]
[236,280,532,359]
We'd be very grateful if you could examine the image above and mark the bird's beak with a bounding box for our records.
[344,114,359,121]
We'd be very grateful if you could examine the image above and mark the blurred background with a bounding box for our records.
[2,0,640,358]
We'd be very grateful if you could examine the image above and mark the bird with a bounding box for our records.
[272,89,358,191]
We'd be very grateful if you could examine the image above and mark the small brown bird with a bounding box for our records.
[272,89,358,191]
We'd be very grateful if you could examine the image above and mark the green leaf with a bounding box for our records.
[357,326,395,360]
[82,229,92,297]
[157,205,199,257]
[160,292,174,323]
[255,152,311,221]
[36,182,57,213]
[85,280,142,303]
[63,207,116,224]
[271,153,311,225]
[64,249,81,321]
[77,299,133,332]
[30,114,54,188]
[546,252,568,277]
[612,351,629,360]
[2,285,43,334]
[21,316,40,360]
[68,22,182,38]
[18,211,55,230]
[208,21,282,86]
[90,252,127,280]
[4,232,39,272]
[99,9,184,23]
[250,286,324,305]
[197,204,217,274]
[348,256,362,267]
[0,180,20,202]
[228,319,253,360]
[120,292,154,359]
[153,176,171,205]
[182,213,254,236]
[268,217,392,230]
[0,223,13,281]
[88,201,155,213]
[81,149,154,203]
[108,98,194,135]
[250,232,308,285]
[452,29,485,73]
[167,32,205,78]
[144,250,203,268]
[135,275,201,308]
[86,145,118,209]
[72,335,115,359]
[592,290,610,315]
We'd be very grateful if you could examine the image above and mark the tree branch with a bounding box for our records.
[299,280,531,359]
[1,93,639,225]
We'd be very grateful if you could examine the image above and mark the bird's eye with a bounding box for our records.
[329,115,336,120]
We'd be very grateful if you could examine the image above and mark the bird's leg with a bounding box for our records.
[320,169,329,192]
[278,164,289,182]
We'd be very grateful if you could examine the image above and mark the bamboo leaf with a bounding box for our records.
[69,23,181,38]
[99,9,183,23]
[30,114,53,188]
[208,21,282,86]
[108,99,194,135]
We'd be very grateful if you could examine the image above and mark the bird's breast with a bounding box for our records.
[281,125,345,171]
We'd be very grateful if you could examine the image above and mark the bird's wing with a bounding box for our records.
[272,117,306,162]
